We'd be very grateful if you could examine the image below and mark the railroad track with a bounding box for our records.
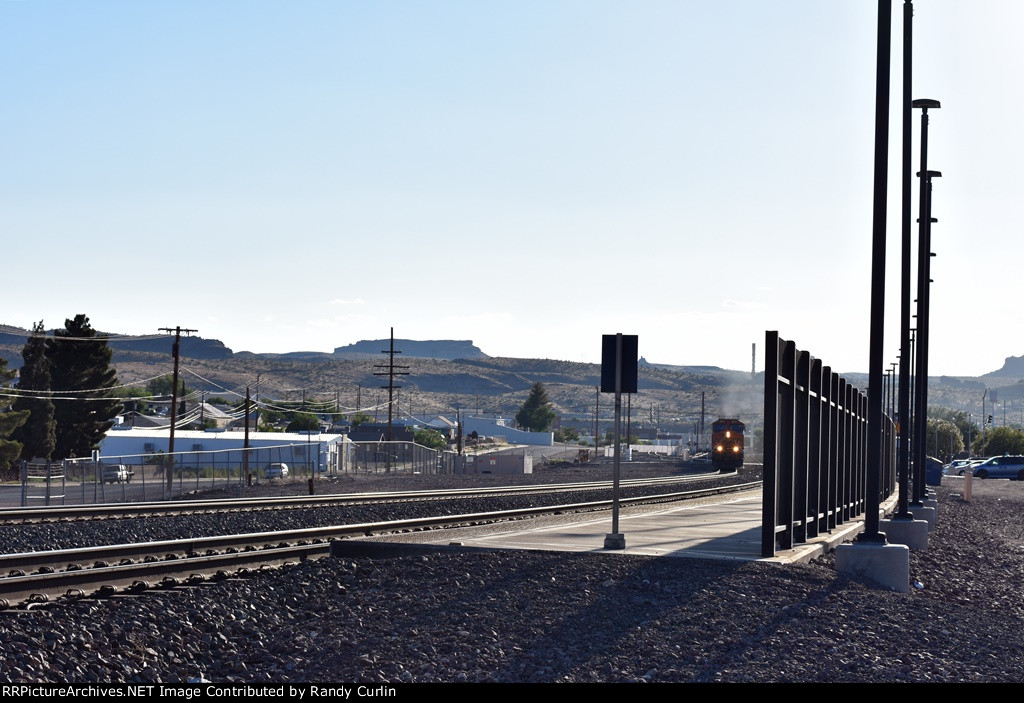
[0,480,760,609]
[0,473,733,524]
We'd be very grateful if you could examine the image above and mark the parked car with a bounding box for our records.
[945,459,976,475]
[948,459,986,476]
[972,455,1024,480]
[101,464,134,484]
[264,463,289,479]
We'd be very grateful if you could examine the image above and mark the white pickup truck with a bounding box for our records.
[101,464,135,484]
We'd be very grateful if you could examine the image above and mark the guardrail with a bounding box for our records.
[762,332,896,557]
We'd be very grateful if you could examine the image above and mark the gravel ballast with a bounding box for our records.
[0,469,1021,683]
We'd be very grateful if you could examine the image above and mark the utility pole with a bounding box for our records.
[373,327,409,472]
[252,373,261,431]
[243,386,251,483]
[700,391,706,454]
[159,326,197,494]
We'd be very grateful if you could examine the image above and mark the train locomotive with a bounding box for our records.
[711,418,744,471]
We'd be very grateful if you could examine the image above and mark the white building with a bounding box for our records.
[99,427,352,473]
[462,417,553,447]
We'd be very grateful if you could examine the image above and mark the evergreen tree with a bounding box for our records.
[0,357,30,473]
[11,321,56,461]
[515,382,556,432]
[47,315,123,459]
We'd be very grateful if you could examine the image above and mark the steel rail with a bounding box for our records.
[0,472,734,523]
[0,480,759,608]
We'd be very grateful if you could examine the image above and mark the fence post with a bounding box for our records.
[762,332,780,557]
[826,368,839,531]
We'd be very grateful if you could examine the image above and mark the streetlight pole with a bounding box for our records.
[911,98,940,506]
[858,0,893,544]
[896,0,915,520]
[913,92,941,503]
[889,361,898,417]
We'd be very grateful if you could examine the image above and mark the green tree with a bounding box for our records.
[110,385,151,414]
[413,427,448,450]
[10,322,56,461]
[603,430,638,444]
[349,412,372,427]
[515,382,556,432]
[928,406,978,450]
[973,426,1024,457]
[286,413,320,432]
[47,315,123,459]
[146,375,187,397]
[0,357,30,473]
[554,427,580,443]
[925,418,964,463]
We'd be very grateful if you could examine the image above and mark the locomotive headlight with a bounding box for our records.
[716,445,723,452]
[725,431,731,438]
[733,446,740,453]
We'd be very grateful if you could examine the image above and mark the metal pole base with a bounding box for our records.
[604,533,626,550]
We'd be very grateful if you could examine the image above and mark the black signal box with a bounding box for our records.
[600,334,638,393]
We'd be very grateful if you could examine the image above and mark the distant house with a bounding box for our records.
[347,422,416,443]
[462,417,553,447]
[115,402,233,430]
[424,416,457,440]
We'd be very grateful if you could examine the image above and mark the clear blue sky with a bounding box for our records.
[2,1,1020,376]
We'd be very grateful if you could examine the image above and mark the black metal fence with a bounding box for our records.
[762,332,896,557]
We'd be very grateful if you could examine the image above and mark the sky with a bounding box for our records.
[2,1,1022,377]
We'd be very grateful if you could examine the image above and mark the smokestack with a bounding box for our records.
[752,342,756,378]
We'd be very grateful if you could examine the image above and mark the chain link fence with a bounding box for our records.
[17,440,468,506]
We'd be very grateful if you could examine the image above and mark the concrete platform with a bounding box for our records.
[346,493,870,565]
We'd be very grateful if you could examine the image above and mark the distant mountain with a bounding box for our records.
[235,351,336,362]
[2,326,231,357]
[107,335,233,359]
[332,339,488,360]
[1,325,489,364]
[0,325,232,366]
[982,354,1024,382]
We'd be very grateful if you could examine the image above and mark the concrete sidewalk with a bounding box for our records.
[338,492,870,565]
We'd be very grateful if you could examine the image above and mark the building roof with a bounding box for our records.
[104,427,349,444]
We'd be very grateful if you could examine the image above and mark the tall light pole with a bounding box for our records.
[912,94,940,503]
[889,361,899,417]
[859,0,893,544]
[893,0,914,521]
